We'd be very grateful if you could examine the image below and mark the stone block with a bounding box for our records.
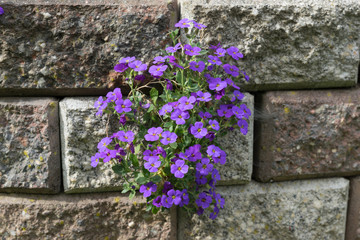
[0,192,175,240]
[0,0,178,96]
[218,93,254,185]
[254,88,360,182]
[179,178,349,240]
[346,176,360,240]
[59,97,122,193]
[0,98,61,193]
[180,0,360,91]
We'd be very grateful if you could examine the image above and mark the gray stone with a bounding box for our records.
[0,0,178,96]
[0,98,61,193]
[0,192,175,240]
[60,97,123,193]
[179,178,349,240]
[218,93,253,185]
[180,0,360,91]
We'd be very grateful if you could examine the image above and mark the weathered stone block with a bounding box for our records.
[0,0,178,96]
[60,97,122,193]
[0,98,60,193]
[179,178,349,240]
[346,176,360,240]
[218,93,254,185]
[180,0,360,91]
[0,192,175,240]
[254,88,360,182]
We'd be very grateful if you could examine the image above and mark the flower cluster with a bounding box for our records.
[92,19,251,219]
[0,7,4,15]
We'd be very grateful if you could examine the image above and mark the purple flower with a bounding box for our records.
[195,192,212,209]
[153,56,167,64]
[144,157,161,172]
[205,132,215,141]
[210,206,220,220]
[119,114,126,126]
[199,111,212,120]
[94,96,104,109]
[227,46,243,60]
[116,130,135,143]
[189,61,205,72]
[139,182,157,198]
[238,119,248,135]
[178,96,196,111]
[240,104,252,119]
[209,43,222,50]
[208,78,227,91]
[196,91,212,102]
[102,149,117,163]
[208,55,222,65]
[140,102,150,109]
[159,104,173,116]
[192,20,207,29]
[129,142,135,154]
[114,99,132,113]
[209,119,220,131]
[170,109,190,125]
[190,122,208,139]
[160,131,177,145]
[241,70,250,81]
[212,169,221,183]
[166,79,173,90]
[171,160,189,178]
[144,127,163,141]
[153,196,162,207]
[215,48,226,57]
[135,74,145,81]
[217,104,234,118]
[223,64,239,77]
[97,137,112,152]
[162,181,173,194]
[155,146,167,158]
[207,145,221,158]
[175,18,191,28]
[184,44,201,56]
[214,193,225,208]
[196,158,213,175]
[212,149,227,165]
[167,189,182,205]
[195,171,208,185]
[225,78,240,90]
[129,60,147,72]
[166,43,182,53]
[184,144,202,162]
[161,195,173,208]
[0,7,4,15]
[106,88,122,102]
[114,63,128,73]
[119,56,135,64]
[214,89,225,100]
[232,105,244,119]
[91,153,101,168]
[149,64,168,77]
[179,189,190,207]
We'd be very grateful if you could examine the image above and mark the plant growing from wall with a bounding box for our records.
[92,19,251,219]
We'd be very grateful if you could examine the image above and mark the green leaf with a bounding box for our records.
[129,191,136,200]
[152,207,160,214]
[121,188,130,194]
[134,144,141,154]
[130,154,139,168]
[112,164,125,175]
[150,175,162,183]
[150,88,159,105]
[136,177,148,185]
[164,121,173,129]
[170,142,178,149]
[146,204,153,212]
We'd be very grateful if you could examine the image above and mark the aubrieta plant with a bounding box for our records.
[92,19,251,220]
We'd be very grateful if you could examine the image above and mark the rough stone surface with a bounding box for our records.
[60,97,123,193]
[254,88,360,182]
[180,0,360,91]
[346,177,360,240]
[0,192,175,240]
[0,0,178,96]
[0,98,60,193]
[218,93,253,185]
[179,178,349,240]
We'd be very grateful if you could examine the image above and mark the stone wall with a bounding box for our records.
[0,0,359,239]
